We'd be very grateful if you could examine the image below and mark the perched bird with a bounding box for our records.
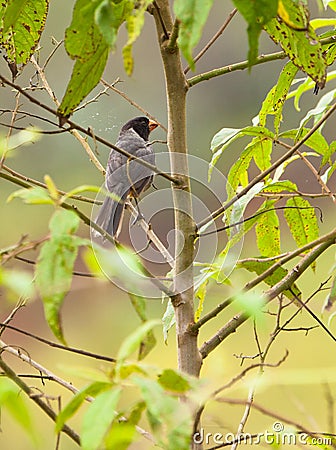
[94,116,158,238]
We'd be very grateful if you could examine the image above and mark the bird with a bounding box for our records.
[94,116,158,239]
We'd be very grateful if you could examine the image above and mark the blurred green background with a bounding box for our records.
[1,1,336,449]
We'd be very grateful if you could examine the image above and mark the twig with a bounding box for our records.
[2,164,100,204]
[188,35,336,87]
[0,74,178,184]
[192,228,336,332]
[275,139,336,203]
[197,101,336,230]
[199,237,336,358]
[30,56,106,175]
[184,9,238,75]
[126,202,174,267]
[167,18,180,50]
[0,340,155,443]
[0,322,116,362]
[101,79,167,132]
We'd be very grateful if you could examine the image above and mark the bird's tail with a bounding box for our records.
[94,187,127,238]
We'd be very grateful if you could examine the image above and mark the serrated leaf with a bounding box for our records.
[35,209,81,343]
[81,388,122,450]
[265,2,327,88]
[256,200,281,257]
[56,382,112,433]
[232,0,278,66]
[0,0,49,66]
[174,0,215,70]
[284,197,319,252]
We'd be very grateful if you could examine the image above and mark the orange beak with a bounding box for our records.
[149,120,158,132]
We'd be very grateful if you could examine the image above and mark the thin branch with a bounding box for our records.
[0,356,81,445]
[199,237,336,358]
[0,322,116,362]
[2,164,100,204]
[0,340,155,443]
[275,139,336,203]
[192,228,336,332]
[216,397,325,441]
[100,79,167,132]
[126,202,174,267]
[197,101,336,230]
[0,73,179,184]
[198,205,323,237]
[184,9,238,75]
[188,35,336,87]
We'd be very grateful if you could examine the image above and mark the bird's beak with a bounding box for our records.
[149,120,158,132]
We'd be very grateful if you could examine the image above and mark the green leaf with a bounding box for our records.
[35,209,81,343]
[174,0,215,70]
[233,291,266,323]
[238,259,301,301]
[116,320,160,373]
[158,369,191,393]
[7,186,54,205]
[299,88,336,130]
[323,276,336,312]
[0,379,36,443]
[133,376,192,449]
[0,0,49,65]
[56,382,112,433]
[95,0,132,48]
[232,0,278,66]
[104,422,136,450]
[210,126,274,179]
[279,128,329,158]
[284,197,319,251]
[81,387,122,450]
[122,1,154,75]
[58,40,109,117]
[272,61,299,132]
[194,279,208,322]
[265,1,327,88]
[255,200,281,257]
[261,180,298,194]
[162,299,175,344]
[252,136,272,172]
[129,294,157,360]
